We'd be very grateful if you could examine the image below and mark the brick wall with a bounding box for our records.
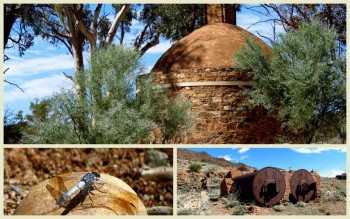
[148,68,281,144]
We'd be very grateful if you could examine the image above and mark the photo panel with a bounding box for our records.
[177,147,346,215]
[3,4,346,145]
[4,147,174,215]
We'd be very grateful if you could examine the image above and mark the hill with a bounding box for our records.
[177,148,253,170]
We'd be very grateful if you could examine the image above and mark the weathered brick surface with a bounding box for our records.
[146,23,279,144]
[311,171,321,199]
[151,69,280,143]
[220,178,233,196]
[220,170,253,196]
[151,23,270,72]
[206,4,224,24]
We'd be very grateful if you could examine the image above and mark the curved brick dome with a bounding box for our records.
[152,23,270,72]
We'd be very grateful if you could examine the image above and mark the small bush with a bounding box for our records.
[273,205,285,212]
[223,198,240,208]
[189,163,202,172]
[204,166,218,176]
[177,207,196,215]
[296,201,307,207]
[305,208,322,215]
[232,204,248,215]
[237,163,250,171]
[283,202,292,206]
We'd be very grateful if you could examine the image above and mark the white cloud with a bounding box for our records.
[238,148,250,154]
[237,13,284,40]
[145,41,172,54]
[291,148,346,154]
[4,74,73,103]
[218,155,232,161]
[4,53,74,78]
[240,155,248,160]
[319,169,345,178]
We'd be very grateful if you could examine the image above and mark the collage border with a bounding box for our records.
[1,0,349,218]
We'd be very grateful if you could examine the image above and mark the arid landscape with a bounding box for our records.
[177,149,346,215]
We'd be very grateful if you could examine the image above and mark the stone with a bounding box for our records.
[145,150,169,167]
[223,106,232,111]
[15,172,147,215]
[147,206,173,215]
[212,97,222,103]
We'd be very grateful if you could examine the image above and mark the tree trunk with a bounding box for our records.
[105,4,130,45]
[4,5,21,49]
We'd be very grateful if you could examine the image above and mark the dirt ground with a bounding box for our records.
[4,148,173,215]
[177,159,346,216]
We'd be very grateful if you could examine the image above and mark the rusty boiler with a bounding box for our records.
[232,167,286,206]
[289,169,317,202]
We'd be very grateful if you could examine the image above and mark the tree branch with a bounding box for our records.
[4,80,24,92]
[75,19,96,49]
[39,8,71,39]
[105,4,130,45]
[92,4,102,40]
[139,32,160,56]
[4,68,10,74]
[37,29,73,56]
[63,72,74,81]
[134,16,153,49]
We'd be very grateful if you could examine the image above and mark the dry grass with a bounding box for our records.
[177,158,346,216]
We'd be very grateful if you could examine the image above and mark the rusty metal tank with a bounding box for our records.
[290,169,317,202]
[232,167,286,206]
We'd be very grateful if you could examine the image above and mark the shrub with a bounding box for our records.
[177,207,196,215]
[232,204,248,215]
[296,201,307,207]
[234,19,346,143]
[189,163,202,172]
[273,205,285,212]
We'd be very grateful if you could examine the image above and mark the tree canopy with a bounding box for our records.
[22,45,192,144]
[234,19,346,143]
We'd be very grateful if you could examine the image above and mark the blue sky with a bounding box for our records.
[185,148,347,177]
[3,4,284,116]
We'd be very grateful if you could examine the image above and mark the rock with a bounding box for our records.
[147,206,173,215]
[15,172,147,215]
[145,150,169,167]
[142,194,150,201]
[220,178,233,196]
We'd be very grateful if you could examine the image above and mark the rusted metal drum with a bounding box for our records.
[233,167,286,206]
[290,169,316,202]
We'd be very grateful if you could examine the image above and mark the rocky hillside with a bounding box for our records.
[177,148,252,170]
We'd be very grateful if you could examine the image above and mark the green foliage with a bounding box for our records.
[189,163,202,172]
[273,205,285,212]
[4,109,28,144]
[283,201,292,206]
[177,207,196,215]
[232,204,248,215]
[296,201,307,207]
[140,4,206,43]
[223,192,240,208]
[236,163,249,171]
[267,4,346,45]
[25,98,51,122]
[4,4,36,57]
[234,19,346,143]
[22,45,192,144]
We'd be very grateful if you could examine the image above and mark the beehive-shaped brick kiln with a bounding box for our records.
[150,4,281,143]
